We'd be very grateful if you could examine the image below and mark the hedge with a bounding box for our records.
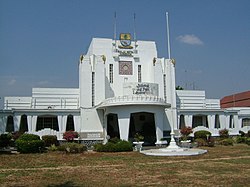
[42,135,59,147]
[58,142,87,153]
[94,140,133,152]
[15,133,45,153]
[194,130,211,140]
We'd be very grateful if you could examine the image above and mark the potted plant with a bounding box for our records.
[180,126,193,147]
[133,133,144,151]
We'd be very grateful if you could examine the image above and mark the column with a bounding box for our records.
[14,115,21,132]
[184,115,193,127]
[207,115,215,129]
[155,111,164,143]
[118,112,130,141]
[31,116,37,132]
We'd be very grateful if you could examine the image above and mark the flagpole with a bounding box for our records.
[166,12,171,59]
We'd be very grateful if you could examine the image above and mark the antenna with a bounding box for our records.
[166,12,171,59]
[133,13,136,41]
[114,12,117,43]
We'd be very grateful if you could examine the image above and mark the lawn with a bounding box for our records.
[0,144,249,187]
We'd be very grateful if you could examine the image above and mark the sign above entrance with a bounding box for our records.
[123,82,159,96]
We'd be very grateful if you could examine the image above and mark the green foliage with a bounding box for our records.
[58,143,87,153]
[15,133,44,153]
[235,136,247,144]
[194,130,211,140]
[0,133,12,148]
[134,133,144,142]
[15,139,45,153]
[245,138,250,146]
[42,135,59,147]
[18,133,40,141]
[94,140,133,152]
[195,138,207,147]
[47,144,58,151]
[219,129,229,139]
[219,138,234,146]
[108,137,121,144]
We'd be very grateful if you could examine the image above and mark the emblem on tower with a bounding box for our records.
[119,33,133,49]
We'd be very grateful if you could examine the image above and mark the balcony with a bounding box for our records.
[97,95,170,108]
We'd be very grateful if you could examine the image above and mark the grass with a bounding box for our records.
[0,144,249,186]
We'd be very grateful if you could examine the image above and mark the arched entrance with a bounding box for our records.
[6,115,14,132]
[107,113,120,139]
[19,114,28,132]
[66,115,75,131]
[129,112,156,145]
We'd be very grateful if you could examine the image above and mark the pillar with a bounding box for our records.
[118,113,130,141]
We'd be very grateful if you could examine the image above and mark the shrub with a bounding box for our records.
[194,130,211,140]
[134,133,144,142]
[94,140,133,152]
[246,138,250,146]
[18,133,41,141]
[108,137,121,144]
[15,139,45,153]
[236,136,247,144]
[219,138,234,146]
[195,138,207,147]
[63,131,79,142]
[180,126,193,136]
[47,144,58,151]
[246,130,250,138]
[239,131,245,137]
[0,133,12,148]
[58,142,87,153]
[42,135,59,147]
[207,137,215,147]
[219,129,229,139]
[15,133,44,153]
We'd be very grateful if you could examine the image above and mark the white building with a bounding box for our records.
[1,34,249,145]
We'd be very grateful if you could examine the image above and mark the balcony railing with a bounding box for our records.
[98,95,170,108]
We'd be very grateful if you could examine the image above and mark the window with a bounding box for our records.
[242,118,250,127]
[163,74,166,101]
[92,72,95,106]
[36,115,59,131]
[138,65,141,82]
[109,64,113,83]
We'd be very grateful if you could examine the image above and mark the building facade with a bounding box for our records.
[1,35,250,145]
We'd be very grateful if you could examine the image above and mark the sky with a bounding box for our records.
[0,0,250,108]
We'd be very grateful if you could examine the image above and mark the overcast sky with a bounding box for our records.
[0,0,250,108]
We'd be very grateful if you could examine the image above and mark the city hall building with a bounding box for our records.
[1,34,250,145]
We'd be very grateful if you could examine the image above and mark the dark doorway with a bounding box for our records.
[129,112,156,145]
[19,115,28,132]
[179,115,185,129]
[107,114,120,139]
[66,115,75,131]
[6,115,14,132]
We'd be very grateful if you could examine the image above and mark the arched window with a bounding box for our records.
[66,115,75,131]
[6,115,14,132]
[19,114,28,132]
[36,115,59,131]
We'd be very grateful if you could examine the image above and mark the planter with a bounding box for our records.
[155,140,168,147]
[133,141,144,151]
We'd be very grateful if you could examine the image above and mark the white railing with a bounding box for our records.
[100,95,169,107]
